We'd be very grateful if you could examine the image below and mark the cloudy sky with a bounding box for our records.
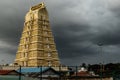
[0,0,120,66]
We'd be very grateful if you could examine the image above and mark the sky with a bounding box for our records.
[0,0,120,66]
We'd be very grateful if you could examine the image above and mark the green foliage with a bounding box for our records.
[88,63,120,76]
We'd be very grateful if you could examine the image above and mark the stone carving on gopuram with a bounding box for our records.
[15,2,60,67]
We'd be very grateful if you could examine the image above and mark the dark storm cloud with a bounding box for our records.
[53,23,96,58]
[49,0,120,65]
[108,0,120,16]
[0,0,120,65]
[92,28,120,45]
[0,0,29,62]
[0,0,29,45]
[0,1,21,44]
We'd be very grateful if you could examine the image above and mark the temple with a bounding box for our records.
[14,2,60,67]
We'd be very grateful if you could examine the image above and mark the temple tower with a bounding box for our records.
[15,3,60,67]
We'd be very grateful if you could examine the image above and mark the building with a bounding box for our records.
[15,2,60,67]
[71,67,113,80]
[0,70,20,75]
[17,67,60,79]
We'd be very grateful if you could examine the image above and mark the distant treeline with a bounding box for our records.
[87,63,120,76]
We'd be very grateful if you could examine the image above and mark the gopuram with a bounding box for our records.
[15,2,60,67]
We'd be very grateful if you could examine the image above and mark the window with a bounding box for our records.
[28,38,30,42]
[25,37,30,42]
[45,31,48,34]
[22,45,25,49]
[39,44,43,48]
[41,15,43,20]
[46,38,49,41]
[23,53,27,57]
[39,37,42,41]
[27,31,30,35]
[24,45,26,49]
[48,53,51,57]
[43,16,46,20]
[25,53,27,57]
[28,26,31,30]
[44,26,47,29]
[23,61,27,66]
[23,53,25,57]
[24,44,28,49]
[48,61,52,66]
[47,44,50,48]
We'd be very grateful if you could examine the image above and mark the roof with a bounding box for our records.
[31,2,45,11]
[17,67,51,73]
[73,71,91,77]
[77,71,91,76]
[0,70,18,75]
